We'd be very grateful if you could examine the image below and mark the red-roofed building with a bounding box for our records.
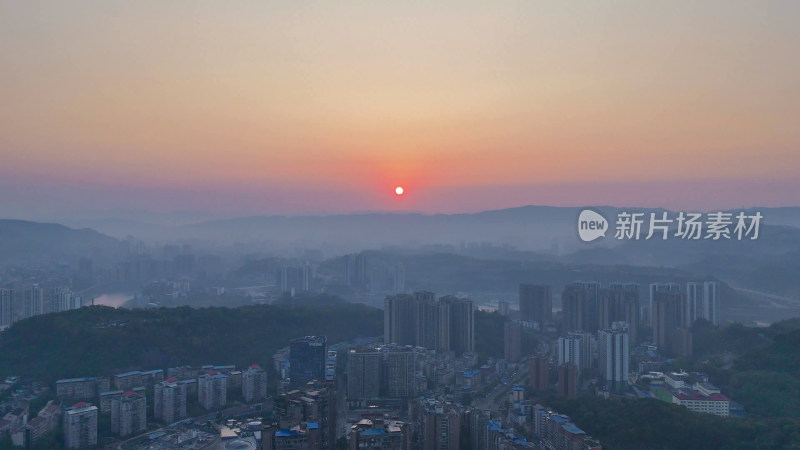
[198,372,227,410]
[671,389,730,417]
[111,391,146,436]
[243,364,268,403]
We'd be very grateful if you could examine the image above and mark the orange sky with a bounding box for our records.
[1,2,798,216]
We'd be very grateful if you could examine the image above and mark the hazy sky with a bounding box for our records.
[1,1,798,218]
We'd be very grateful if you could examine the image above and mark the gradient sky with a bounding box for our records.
[1,1,799,218]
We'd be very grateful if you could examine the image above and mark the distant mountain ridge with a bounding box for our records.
[0,219,119,264]
[15,204,800,254]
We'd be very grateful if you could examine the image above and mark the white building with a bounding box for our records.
[64,403,97,449]
[110,391,146,437]
[198,371,227,410]
[556,332,593,373]
[154,378,187,424]
[664,371,689,389]
[48,287,75,313]
[23,285,43,319]
[242,365,268,403]
[672,389,729,417]
[0,289,13,328]
[701,281,719,325]
[597,322,629,389]
[686,281,719,326]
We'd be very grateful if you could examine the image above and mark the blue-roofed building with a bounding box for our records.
[458,369,482,387]
[348,418,410,450]
[56,376,111,399]
[543,412,602,449]
[511,385,525,402]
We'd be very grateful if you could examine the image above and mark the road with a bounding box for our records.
[475,363,529,412]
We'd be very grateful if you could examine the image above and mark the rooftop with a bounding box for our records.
[674,391,729,402]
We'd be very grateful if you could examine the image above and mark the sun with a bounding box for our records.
[395,186,404,195]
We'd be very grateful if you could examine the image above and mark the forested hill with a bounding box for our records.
[0,303,382,382]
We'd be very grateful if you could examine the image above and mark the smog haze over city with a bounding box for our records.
[1,2,799,450]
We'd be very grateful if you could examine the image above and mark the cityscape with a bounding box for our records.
[2,1,800,449]
[0,255,790,449]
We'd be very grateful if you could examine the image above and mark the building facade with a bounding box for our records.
[519,284,552,329]
[290,336,328,388]
[63,403,97,449]
[198,371,227,410]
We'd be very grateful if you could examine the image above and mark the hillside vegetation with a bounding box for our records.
[0,303,382,382]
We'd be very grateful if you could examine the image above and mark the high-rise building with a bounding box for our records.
[600,283,640,343]
[556,332,593,374]
[277,266,312,293]
[557,363,578,399]
[56,377,110,400]
[497,299,510,316]
[570,281,601,332]
[369,264,406,294]
[198,371,227,409]
[561,285,592,333]
[64,403,97,449]
[649,282,681,325]
[347,350,382,400]
[701,281,719,325]
[154,378,187,424]
[504,321,522,362]
[685,281,720,326]
[0,289,14,328]
[110,391,146,437]
[598,322,630,391]
[421,403,461,450]
[48,287,74,314]
[652,291,692,357]
[685,282,702,327]
[243,365,268,403]
[23,285,43,319]
[385,351,417,398]
[290,336,327,388]
[519,284,552,328]
[384,293,474,355]
[412,291,440,351]
[384,294,417,347]
[440,296,475,355]
[345,253,368,286]
[435,298,451,353]
[529,356,549,391]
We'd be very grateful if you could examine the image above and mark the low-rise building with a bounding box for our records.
[672,390,730,417]
[347,418,410,450]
